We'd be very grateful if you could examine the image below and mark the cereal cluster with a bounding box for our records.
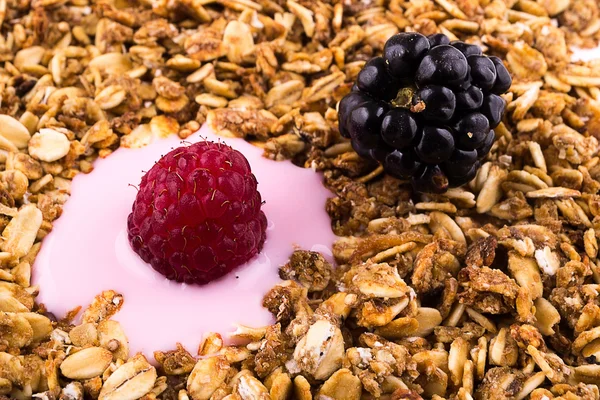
[1,0,600,399]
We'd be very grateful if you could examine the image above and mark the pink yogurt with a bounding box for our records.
[33,124,337,357]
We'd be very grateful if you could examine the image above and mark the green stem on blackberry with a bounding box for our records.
[391,86,416,109]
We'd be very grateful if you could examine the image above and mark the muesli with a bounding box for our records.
[1,0,600,399]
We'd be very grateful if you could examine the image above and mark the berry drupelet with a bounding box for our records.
[338,32,512,193]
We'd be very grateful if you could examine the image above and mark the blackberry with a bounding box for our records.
[338,32,512,193]
[384,149,422,179]
[413,85,456,122]
[453,113,490,150]
[467,55,496,91]
[415,126,455,164]
[356,57,399,101]
[451,41,482,57]
[427,33,450,48]
[456,85,484,111]
[480,94,506,128]
[384,33,430,78]
[381,108,419,149]
[416,45,469,88]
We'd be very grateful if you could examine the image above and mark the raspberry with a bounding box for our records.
[338,32,512,193]
[127,141,267,285]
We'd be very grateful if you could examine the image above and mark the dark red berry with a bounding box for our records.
[427,33,450,48]
[357,56,399,101]
[412,164,449,193]
[384,149,422,179]
[127,141,267,285]
[454,113,490,150]
[489,56,512,94]
[468,55,497,91]
[381,108,419,149]
[415,126,455,164]
[456,85,484,111]
[416,45,469,88]
[414,85,456,122]
[383,32,430,77]
[451,41,482,57]
[481,94,506,128]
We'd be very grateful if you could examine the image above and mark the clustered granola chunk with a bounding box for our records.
[1,0,600,399]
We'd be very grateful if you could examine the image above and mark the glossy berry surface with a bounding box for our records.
[357,57,399,101]
[384,32,430,77]
[414,85,456,122]
[338,92,372,138]
[451,41,482,57]
[456,85,484,111]
[127,141,267,285]
[454,113,490,150]
[415,126,455,164]
[416,45,469,87]
[489,56,512,94]
[467,55,497,91]
[384,149,422,179]
[481,94,506,128]
[381,108,419,149]
[427,33,450,48]
[338,32,512,193]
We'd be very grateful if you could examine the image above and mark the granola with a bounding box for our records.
[0,0,600,399]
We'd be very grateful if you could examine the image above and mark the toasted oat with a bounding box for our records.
[1,0,600,398]
[28,129,71,163]
[60,347,113,380]
[1,204,43,259]
[98,354,157,400]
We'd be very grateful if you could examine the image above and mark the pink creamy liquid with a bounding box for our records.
[33,124,337,356]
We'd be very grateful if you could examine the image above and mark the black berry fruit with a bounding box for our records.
[456,85,484,111]
[480,94,506,128]
[381,108,419,149]
[357,57,399,101]
[412,164,449,194]
[415,126,455,164]
[454,113,490,150]
[477,130,496,159]
[451,41,482,57]
[427,33,450,48]
[489,56,512,94]
[443,148,478,177]
[416,45,469,88]
[384,33,430,78]
[447,162,479,187]
[338,92,372,138]
[347,102,387,148]
[384,149,422,179]
[467,55,497,91]
[338,32,512,193]
[413,85,456,122]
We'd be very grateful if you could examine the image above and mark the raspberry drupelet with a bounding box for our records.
[127,140,267,285]
[338,32,512,193]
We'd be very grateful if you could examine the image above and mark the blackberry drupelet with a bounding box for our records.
[338,32,512,193]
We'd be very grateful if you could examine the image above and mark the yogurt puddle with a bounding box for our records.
[33,124,337,356]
